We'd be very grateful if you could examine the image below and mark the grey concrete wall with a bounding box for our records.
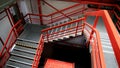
[0,16,12,50]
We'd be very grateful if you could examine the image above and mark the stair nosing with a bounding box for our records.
[6,64,20,68]
[14,48,36,55]
[9,58,32,66]
[11,53,34,60]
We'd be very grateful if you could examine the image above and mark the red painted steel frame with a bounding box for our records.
[42,17,105,68]
[0,20,23,67]
[85,10,120,67]
[32,34,44,68]
[29,0,120,25]
[0,0,120,68]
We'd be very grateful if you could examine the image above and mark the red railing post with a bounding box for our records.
[29,14,32,23]
[86,16,99,47]
[51,15,53,23]
[47,31,49,42]
[38,0,43,25]
[75,22,79,36]
[93,16,99,28]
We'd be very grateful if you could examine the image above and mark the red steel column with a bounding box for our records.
[38,0,43,25]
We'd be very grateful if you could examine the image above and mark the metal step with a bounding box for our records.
[6,59,31,68]
[14,48,35,55]
[15,45,36,53]
[11,49,34,60]
[15,40,38,49]
[11,53,34,60]
[12,55,33,64]
[5,64,20,68]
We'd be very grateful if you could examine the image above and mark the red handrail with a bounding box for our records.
[26,5,120,26]
[84,22,105,68]
[0,20,24,67]
[85,10,120,67]
[42,17,105,68]
[32,34,44,68]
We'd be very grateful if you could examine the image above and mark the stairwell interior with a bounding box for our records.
[0,0,120,68]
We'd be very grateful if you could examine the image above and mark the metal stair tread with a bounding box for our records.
[16,39,38,45]
[14,48,35,55]
[6,59,31,68]
[12,50,35,59]
[17,38,39,44]
[9,58,32,66]
[16,43,37,49]
[103,51,118,68]
[5,64,20,68]
[100,39,110,42]
[15,45,36,53]
[101,42,111,45]
[11,53,34,60]
[9,56,33,64]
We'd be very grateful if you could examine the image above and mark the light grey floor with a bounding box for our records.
[87,16,118,68]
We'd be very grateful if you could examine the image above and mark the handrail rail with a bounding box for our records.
[37,1,119,17]
[0,20,22,56]
[0,19,24,67]
[42,17,105,68]
[42,17,85,32]
[26,6,87,24]
[32,34,44,68]
[85,22,105,68]
[85,10,120,67]
[25,4,120,25]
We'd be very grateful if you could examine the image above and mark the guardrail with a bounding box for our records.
[42,17,85,42]
[42,17,105,68]
[0,20,24,67]
[85,10,120,67]
[84,22,105,68]
[32,34,44,68]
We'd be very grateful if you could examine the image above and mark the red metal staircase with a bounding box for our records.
[0,1,120,68]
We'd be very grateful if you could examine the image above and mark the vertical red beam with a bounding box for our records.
[93,16,99,28]
[38,0,43,25]
[86,16,99,47]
